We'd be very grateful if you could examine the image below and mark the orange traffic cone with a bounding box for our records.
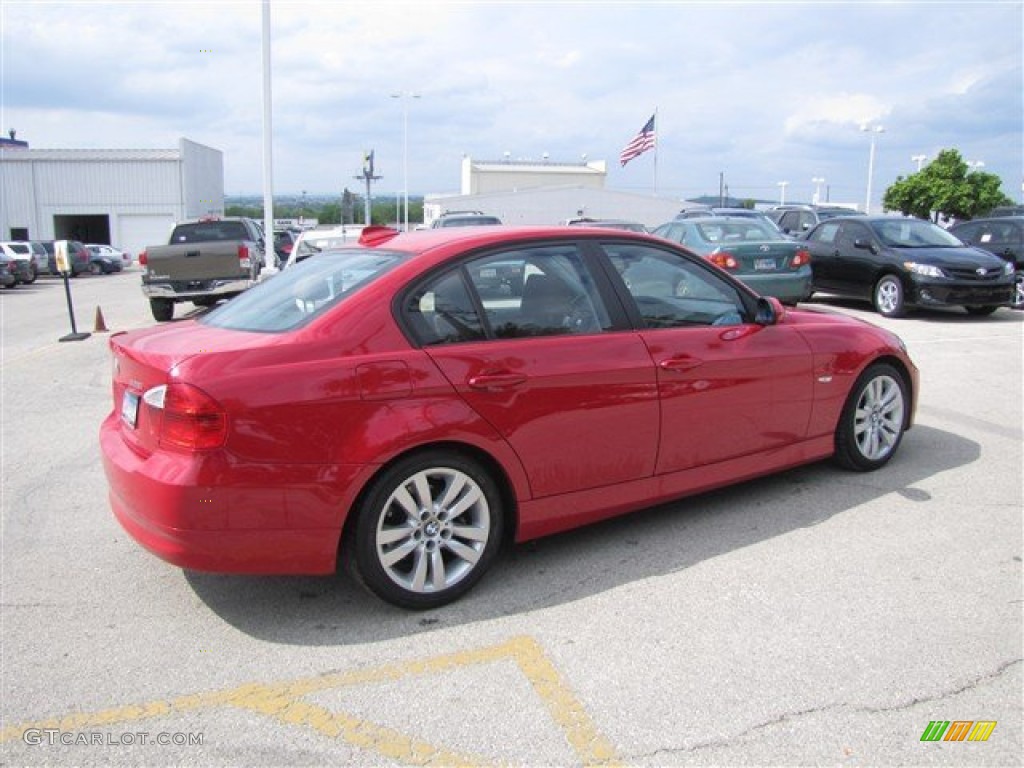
[94,306,109,333]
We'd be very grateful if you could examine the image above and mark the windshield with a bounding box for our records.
[202,249,407,332]
[870,219,963,248]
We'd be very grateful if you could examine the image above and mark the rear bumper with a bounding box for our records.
[100,412,371,574]
[740,268,813,303]
[142,276,253,301]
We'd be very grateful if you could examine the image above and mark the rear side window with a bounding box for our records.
[171,221,250,243]
[202,249,406,332]
[403,245,612,345]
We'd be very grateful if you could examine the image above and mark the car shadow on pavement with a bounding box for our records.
[805,295,1023,323]
[184,423,977,644]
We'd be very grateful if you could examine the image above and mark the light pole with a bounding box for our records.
[861,124,884,214]
[777,181,789,205]
[391,91,420,231]
[911,154,927,171]
[811,177,825,205]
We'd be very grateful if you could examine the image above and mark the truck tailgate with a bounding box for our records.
[146,243,248,280]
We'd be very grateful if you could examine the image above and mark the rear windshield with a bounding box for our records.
[201,249,407,332]
[170,221,250,243]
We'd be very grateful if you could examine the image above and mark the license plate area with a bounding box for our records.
[121,390,140,428]
[754,258,776,271]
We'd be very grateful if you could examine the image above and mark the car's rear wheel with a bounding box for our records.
[349,451,503,609]
[834,363,908,471]
[149,298,174,322]
[873,274,906,317]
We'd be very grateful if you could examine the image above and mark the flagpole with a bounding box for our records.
[653,107,659,196]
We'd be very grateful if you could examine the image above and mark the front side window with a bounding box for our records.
[202,249,406,332]
[602,243,746,328]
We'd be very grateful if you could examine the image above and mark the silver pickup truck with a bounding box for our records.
[139,217,269,322]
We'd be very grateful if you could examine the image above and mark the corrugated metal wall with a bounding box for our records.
[0,140,224,253]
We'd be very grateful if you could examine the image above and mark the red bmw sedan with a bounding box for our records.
[101,225,918,608]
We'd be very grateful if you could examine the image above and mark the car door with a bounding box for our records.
[804,221,843,291]
[829,220,881,297]
[407,243,660,498]
[598,241,814,473]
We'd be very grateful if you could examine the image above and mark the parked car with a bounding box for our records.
[431,211,503,228]
[565,218,648,232]
[769,205,864,237]
[43,240,92,276]
[948,216,1023,309]
[271,226,368,271]
[87,243,132,268]
[86,245,124,274]
[0,241,41,283]
[101,225,918,609]
[273,230,298,262]
[0,253,26,287]
[803,216,1015,317]
[651,216,812,304]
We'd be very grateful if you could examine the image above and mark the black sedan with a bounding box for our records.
[803,216,1015,317]
[948,216,1023,309]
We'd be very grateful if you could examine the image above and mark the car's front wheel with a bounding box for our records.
[834,363,909,471]
[349,451,504,609]
[1012,272,1024,310]
[873,274,906,317]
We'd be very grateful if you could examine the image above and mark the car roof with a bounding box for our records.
[363,224,653,253]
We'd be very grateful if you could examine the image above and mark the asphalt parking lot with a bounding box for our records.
[1,269,1021,766]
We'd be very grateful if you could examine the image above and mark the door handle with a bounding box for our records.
[658,356,703,372]
[468,372,527,389]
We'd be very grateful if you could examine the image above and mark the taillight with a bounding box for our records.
[238,243,251,269]
[709,251,739,270]
[791,249,811,268]
[138,250,148,266]
[143,382,227,451]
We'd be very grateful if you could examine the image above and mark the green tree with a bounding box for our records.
[883,149,1012,223]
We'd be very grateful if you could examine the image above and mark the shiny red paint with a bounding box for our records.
[100,226,918,578]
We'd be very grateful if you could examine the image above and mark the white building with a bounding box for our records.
[0,137,223,254]
[424,155,689,228]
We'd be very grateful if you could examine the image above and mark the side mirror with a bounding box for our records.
[853,238,876,253]
[754,296,785,325]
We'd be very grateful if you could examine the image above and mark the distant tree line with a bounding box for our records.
[227,187,424,226]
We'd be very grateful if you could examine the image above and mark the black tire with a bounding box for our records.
[834,363,909,472]
[964,306,998,316]
[873,274,906,318]
[149,298,174,322]
[348,451,503,609]
[89,262,102,275]
[23,264,38,285]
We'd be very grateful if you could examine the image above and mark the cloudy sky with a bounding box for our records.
[2,0,1021,209]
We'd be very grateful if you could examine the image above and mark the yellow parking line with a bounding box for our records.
[1,635,621,767]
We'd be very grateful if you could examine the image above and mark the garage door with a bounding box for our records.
[117,214,175,257]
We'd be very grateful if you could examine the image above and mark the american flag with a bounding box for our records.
[619,114,656,166]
